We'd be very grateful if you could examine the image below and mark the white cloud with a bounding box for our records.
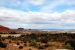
[40,0,75,12]
[66,0,75,5]
[0,7,61,23]
[39,0,65,12]
[64,20,75,23]
[0,7,75,29]
[61,10,75,24]
[29,0,45,6]
[0,0,75,13]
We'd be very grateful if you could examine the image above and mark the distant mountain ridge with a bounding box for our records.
[0,25,75,33]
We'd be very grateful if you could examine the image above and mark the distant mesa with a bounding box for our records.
[17,28,24,31]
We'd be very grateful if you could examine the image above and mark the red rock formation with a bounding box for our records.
[0,25,15,33]
[0,25,10,31]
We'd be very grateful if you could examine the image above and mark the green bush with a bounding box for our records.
[30,41,38,48]
[0,42,7,48]
[63,43,72,49]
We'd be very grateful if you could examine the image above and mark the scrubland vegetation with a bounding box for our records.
[0,32,75,50]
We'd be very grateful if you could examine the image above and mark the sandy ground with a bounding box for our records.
[56,49,71,50]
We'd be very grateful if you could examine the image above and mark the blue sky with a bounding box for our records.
[0,0,75,29]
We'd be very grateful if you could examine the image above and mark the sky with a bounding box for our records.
[0,0,75,29]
